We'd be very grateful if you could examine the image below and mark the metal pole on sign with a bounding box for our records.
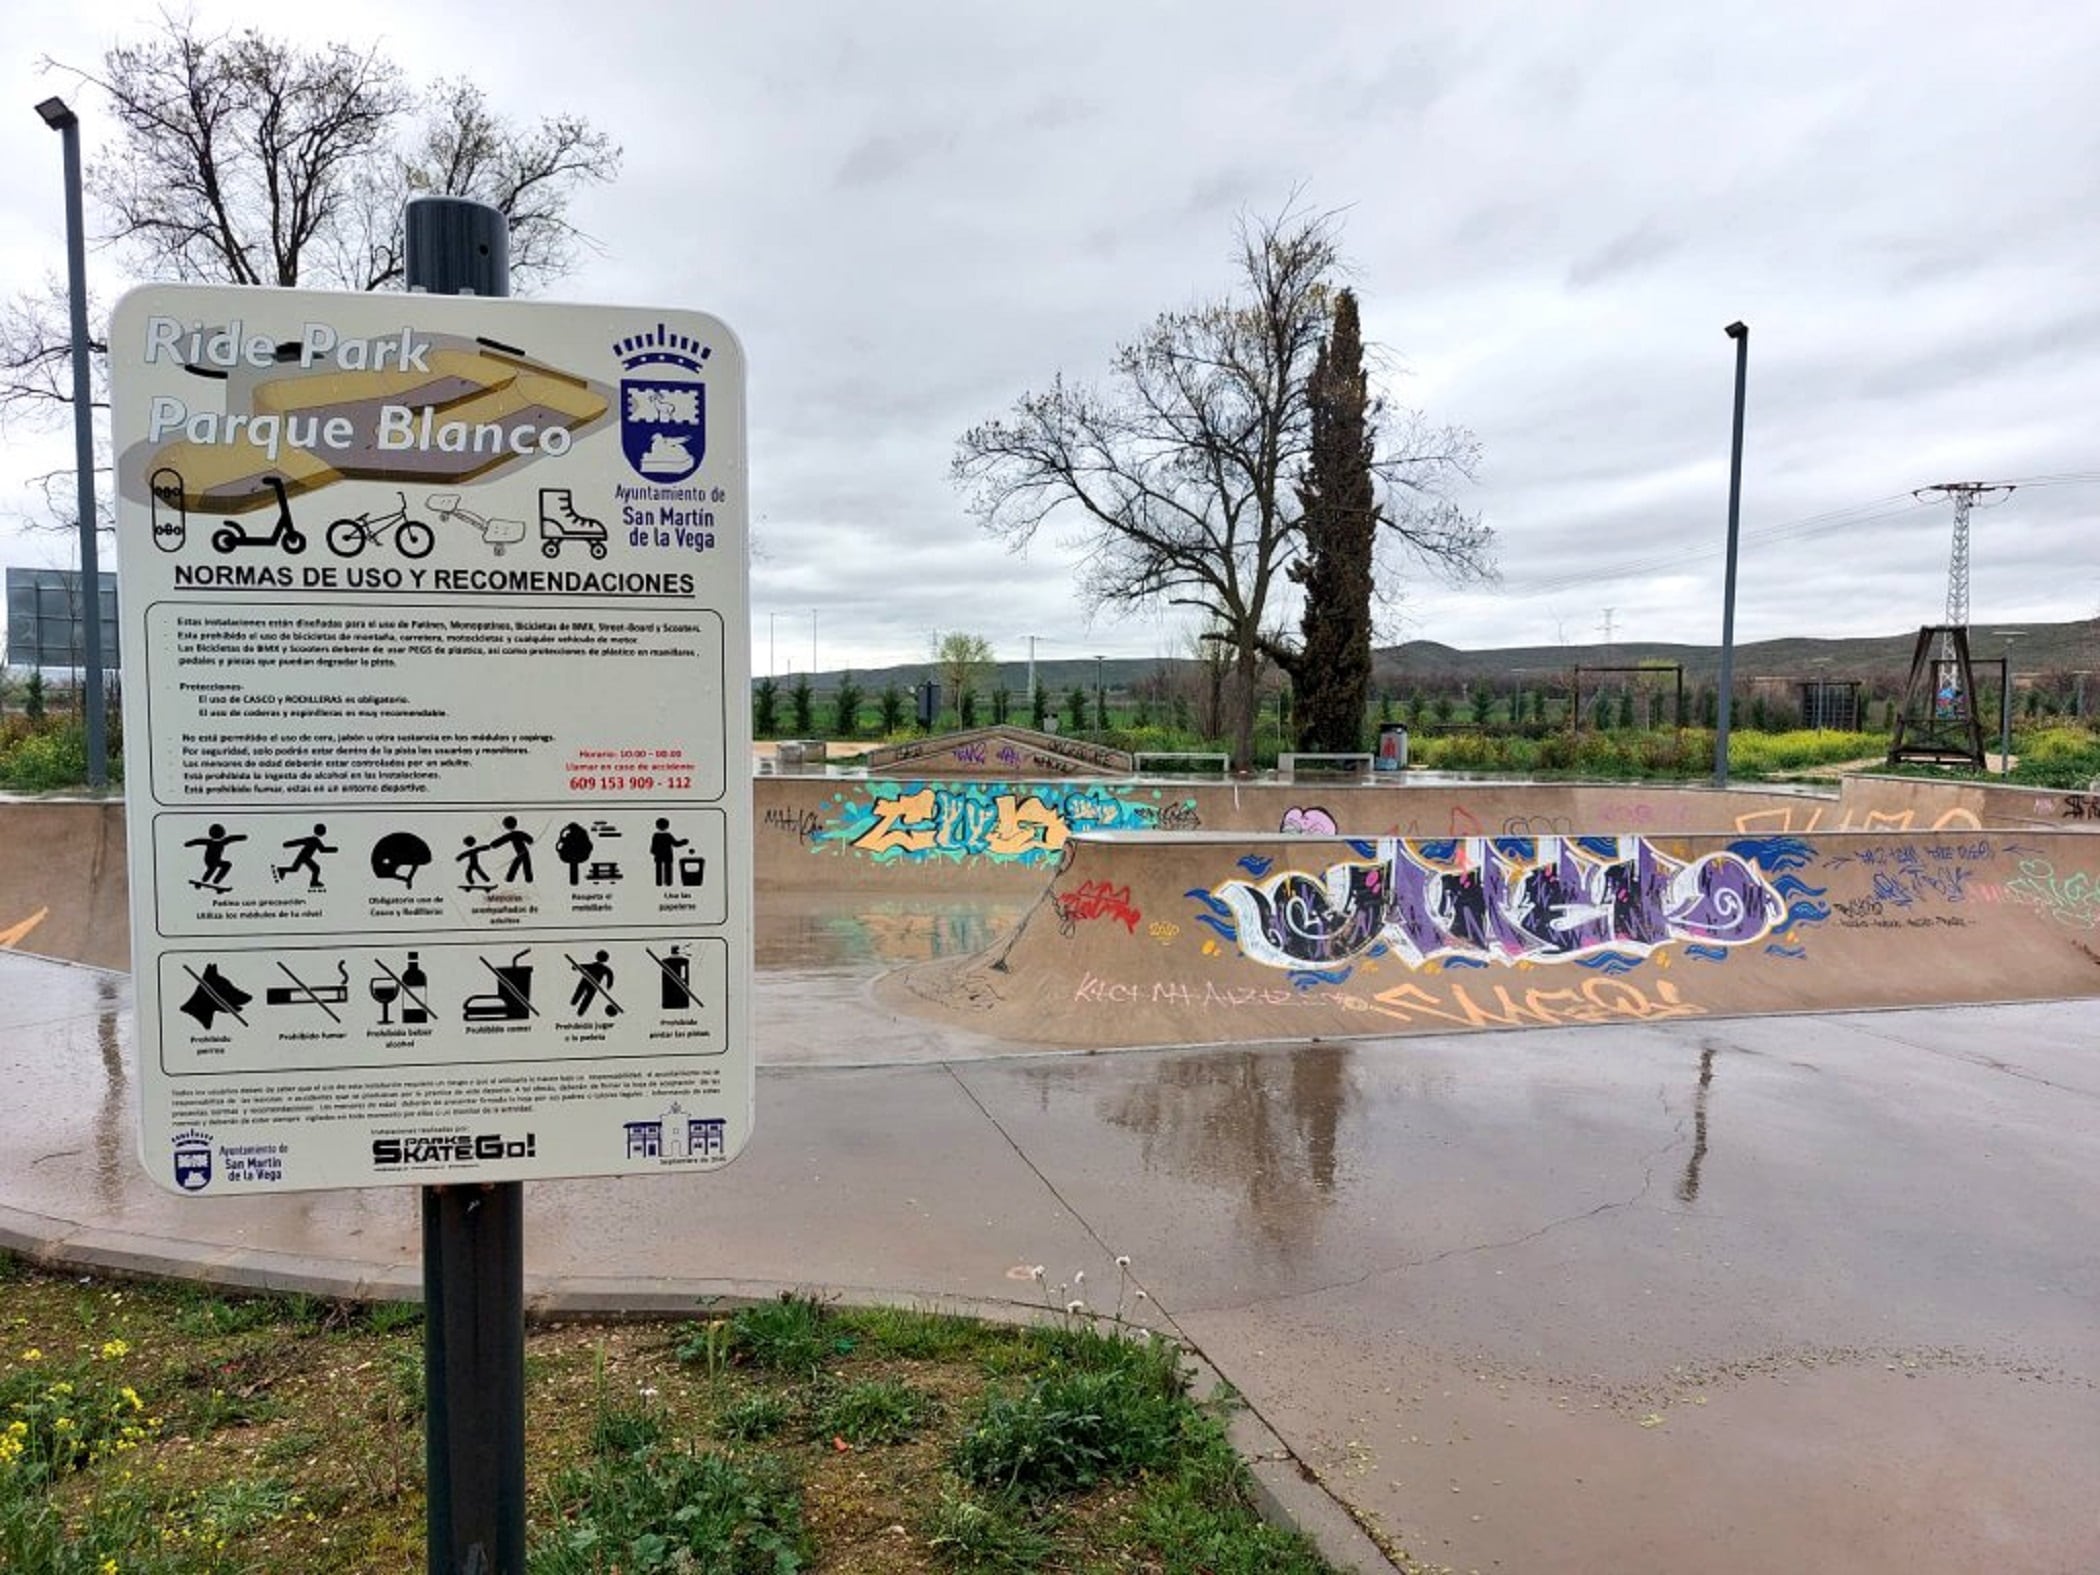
[407,195,526,1575]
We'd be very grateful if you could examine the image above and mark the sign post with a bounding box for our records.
[109,201,751,1575]
[407,196,526,1575]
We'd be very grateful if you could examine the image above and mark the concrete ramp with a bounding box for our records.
[0,800,128,971]
[883,828,2100,1047]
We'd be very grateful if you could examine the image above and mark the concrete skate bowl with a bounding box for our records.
[750,773,2035,895]
[0,779,1849,967]
[1,773,2087,983]
[883,827,2100,1051]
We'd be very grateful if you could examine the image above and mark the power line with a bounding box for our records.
[1491,468,2100,605]
[1498,493,1935,601]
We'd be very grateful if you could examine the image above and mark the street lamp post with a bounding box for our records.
[37,96,106,790]
[1715,320,1749,788]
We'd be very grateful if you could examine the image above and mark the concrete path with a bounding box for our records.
[2,937,2095,1572]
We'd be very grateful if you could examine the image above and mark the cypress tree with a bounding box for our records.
[1283,289,1378,753]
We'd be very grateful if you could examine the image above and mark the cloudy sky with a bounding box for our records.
[4,0,2098,676]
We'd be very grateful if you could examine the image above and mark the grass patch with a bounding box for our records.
[540,1442,809,1575]
[715,1390,793,1442]
[812,1377,938,1445]
[0,1264,1337,1573]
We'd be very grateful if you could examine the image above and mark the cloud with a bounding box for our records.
[7,0,2100,675]
[1565,223,1680,290]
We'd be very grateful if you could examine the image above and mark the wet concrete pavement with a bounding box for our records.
[3,906,2097,1573]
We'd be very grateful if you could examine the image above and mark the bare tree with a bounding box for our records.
[1,14,620,532]
[953,201,1491,767]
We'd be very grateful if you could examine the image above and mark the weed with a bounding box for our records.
[384,1342,425,1422]
[590,1402,666,1460]
[182,1383,281,1434]
[189,1474,298,1537]
[835,1304,992,1363]
[730,1294,846,1377]
[362,1299,423,1335]
[674,1316,737,1378]
[715,1391,793,1441]
[257,1425,325,1467]
[811,1378,937,1445]
[536,1445,809,1574]
[955,1367,1186,1498]
[172,1291,277,1338]
[924,1485,1054,1571]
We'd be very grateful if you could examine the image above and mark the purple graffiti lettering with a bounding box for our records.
[1213,836,1785,971]
[1280,806,1339,835]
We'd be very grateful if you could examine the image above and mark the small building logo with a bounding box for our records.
[623,1103,727,1164]
[615,324,709,484]
[172,1129,213,1192]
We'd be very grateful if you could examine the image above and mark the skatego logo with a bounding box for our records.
[615,324,708,483]
[372,1131,538,1169]
[173,1129,213,1192]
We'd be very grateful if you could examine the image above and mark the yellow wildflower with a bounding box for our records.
[19,1348,41,1362]
[100,1339,130,1360]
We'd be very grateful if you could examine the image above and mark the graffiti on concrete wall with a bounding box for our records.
[819,782,1189,866]
[1069,968,1706,1030]
[0,908,49,952]
[2005,857,2100,930]
[1189,835,1818,974]
[1734,804,1982,834]
[1280,806,1338,835]
[1053,880,1142,934]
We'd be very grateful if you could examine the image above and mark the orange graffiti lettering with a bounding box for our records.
[852,788,941,854]
[0,909,49,951]
[989,794,1070,857]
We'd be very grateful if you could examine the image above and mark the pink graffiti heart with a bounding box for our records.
[1280,807,1338,836]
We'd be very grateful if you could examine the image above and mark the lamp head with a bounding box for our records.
[35,97,76,131]
[1724,321,1748,340]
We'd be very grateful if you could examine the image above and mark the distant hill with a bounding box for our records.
[771,617,2099,697]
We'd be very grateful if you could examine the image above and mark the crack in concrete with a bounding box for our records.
[1841,1019,2100,1099]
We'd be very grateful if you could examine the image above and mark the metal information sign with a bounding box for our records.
[109,284,750,1194]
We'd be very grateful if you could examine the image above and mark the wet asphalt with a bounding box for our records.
[1,898,2095,1574]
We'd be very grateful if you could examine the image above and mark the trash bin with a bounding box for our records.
[1376,723,1408,772]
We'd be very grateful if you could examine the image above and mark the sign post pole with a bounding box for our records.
[404,195,527,1575]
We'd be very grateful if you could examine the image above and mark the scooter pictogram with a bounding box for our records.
[539,488,609,560]
[327,492,435,559]
[428,493,526,555]
[210,476,306,555]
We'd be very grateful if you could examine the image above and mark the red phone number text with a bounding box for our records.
[568,775,694,792]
